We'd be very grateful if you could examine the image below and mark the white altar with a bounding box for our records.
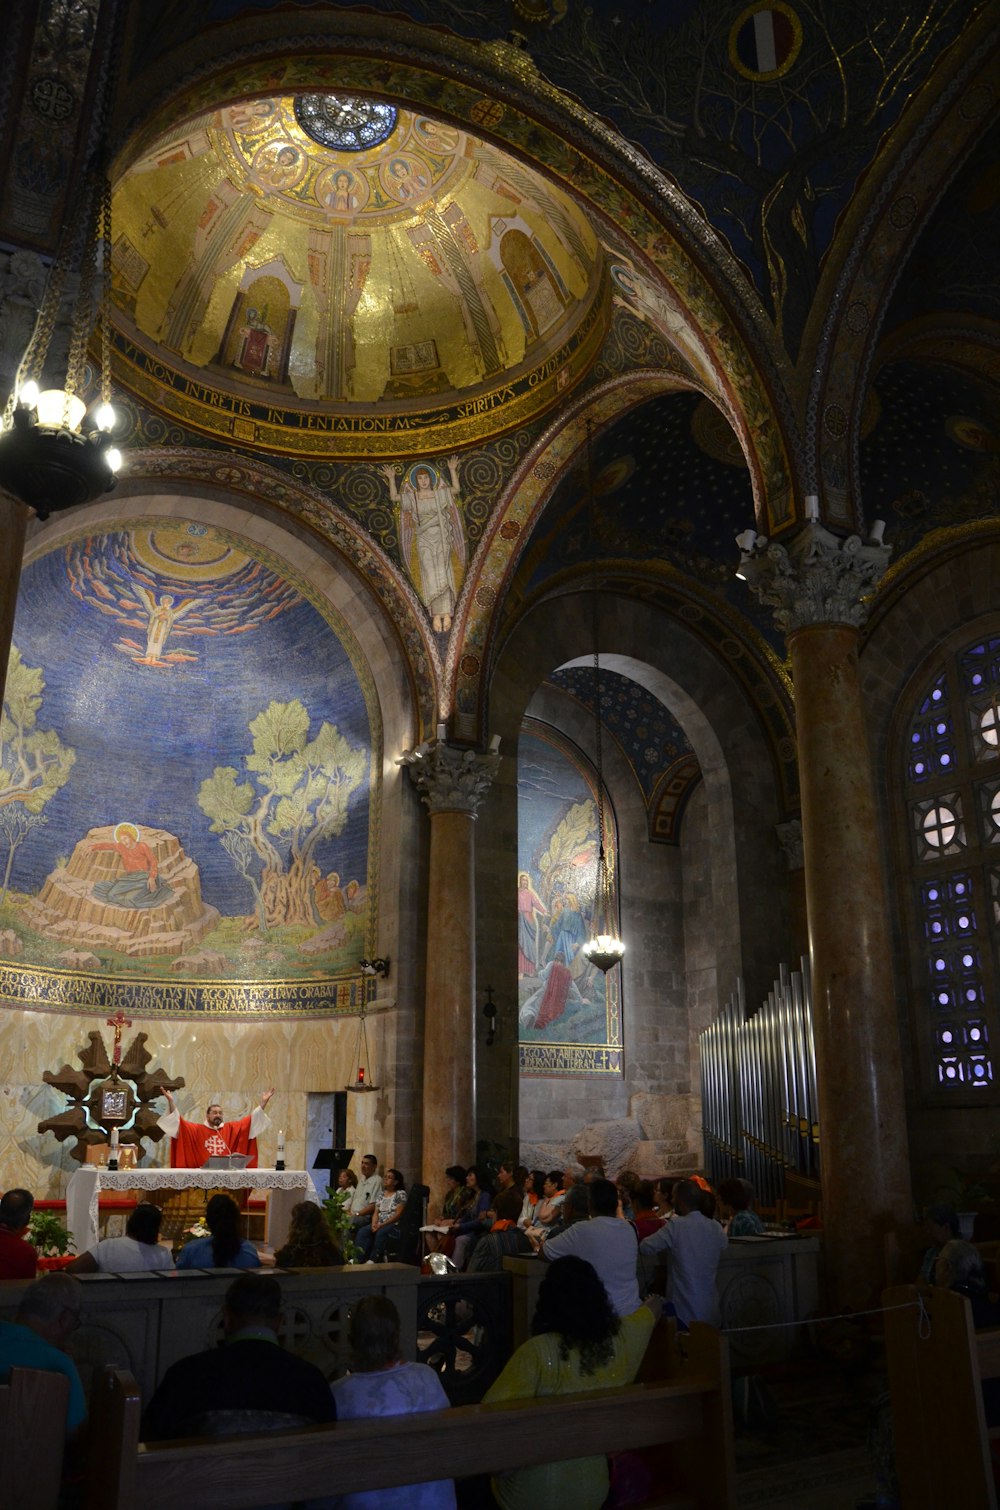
[65,1166,319,1258]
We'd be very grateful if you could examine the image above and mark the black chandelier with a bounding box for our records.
[580,420,625,975]
[0,167,121,518]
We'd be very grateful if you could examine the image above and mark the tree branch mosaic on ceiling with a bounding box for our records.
[0,521,380,1016]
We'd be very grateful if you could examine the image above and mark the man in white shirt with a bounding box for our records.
[639,1178,727,1326]
[350,1153,383,1236]
[541,1177,642,1317]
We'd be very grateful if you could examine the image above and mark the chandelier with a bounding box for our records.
[0,167,122,518]
[580,421,625,974]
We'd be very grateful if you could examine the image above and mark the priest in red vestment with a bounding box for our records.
[157,1088,274,1168]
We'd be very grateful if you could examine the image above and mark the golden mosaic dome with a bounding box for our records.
[110,94,606,458]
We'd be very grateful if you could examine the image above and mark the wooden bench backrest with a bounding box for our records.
[88,1321,734,1510]
[882,1283,998,1510]
[0,1366,69,1510]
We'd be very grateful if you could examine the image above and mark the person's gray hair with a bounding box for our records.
[939,1238,985,1287]
[17,1273,81,1323]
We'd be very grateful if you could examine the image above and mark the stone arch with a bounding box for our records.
[18,489,427,1170]
[803,23,997,531]
[476,585,794,1160]
[449,374,770,743]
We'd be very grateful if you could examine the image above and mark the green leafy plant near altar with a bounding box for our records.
[28,1210,74,1258]
[321,1186,359,1263]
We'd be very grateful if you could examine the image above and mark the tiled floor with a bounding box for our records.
[733,1359,881,1509]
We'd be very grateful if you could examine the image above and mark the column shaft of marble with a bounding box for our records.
[790,622,911,1306]
[421,807,477,1185]
[0,495,27,707]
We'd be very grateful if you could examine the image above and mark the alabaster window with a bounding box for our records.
[898,633,1000,1097]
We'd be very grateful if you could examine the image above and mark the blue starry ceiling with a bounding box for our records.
[514,387,767,626]
[547,666,696,813]
[860,363,1000,545]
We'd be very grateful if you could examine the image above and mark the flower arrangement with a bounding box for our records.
[180,1218,210,1242]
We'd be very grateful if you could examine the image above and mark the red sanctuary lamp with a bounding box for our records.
[346,1008,378,1093]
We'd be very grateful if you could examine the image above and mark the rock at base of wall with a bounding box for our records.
[573,1116,643,1179]
[0,928,23,957]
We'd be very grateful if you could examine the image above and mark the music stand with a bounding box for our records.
[313,1147,354,1174]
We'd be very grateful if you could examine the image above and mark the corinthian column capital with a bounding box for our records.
[738,523,891,635]
[398,738,500,816]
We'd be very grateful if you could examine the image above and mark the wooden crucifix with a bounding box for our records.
[106,1008,132,1067]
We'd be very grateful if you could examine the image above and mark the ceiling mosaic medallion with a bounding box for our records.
[110,95,606,457]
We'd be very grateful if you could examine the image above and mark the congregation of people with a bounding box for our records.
[3,1159,997,1509]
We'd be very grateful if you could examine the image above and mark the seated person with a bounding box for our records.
[525,1170,566,1239]
[334,1167,359,1211]
[275,1200,343,1267]
[918,1202,960,1283]
[176,1192,260,1270]
[67,1201,172,1273]
[356,1169,406,1262]
[717,1177,764,1236]
[349,1153,383,1239]
[330,1294,455,1508]
[0,1273,87,1437]
[468,1169,548,1273]
[144,1273,336,1439]
[423,1165,472,1257]
[630,1180,665,1242]
[483,1256,661,1510]
[536,1180,590,1245]
[444,1166,493,1271]
[0,1188,37,1279]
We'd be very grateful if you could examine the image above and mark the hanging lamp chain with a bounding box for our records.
[587,417,612,937]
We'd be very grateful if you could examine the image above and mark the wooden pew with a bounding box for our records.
[0,1365,70,1510]
[883,1283,1000,1510]
[85,1322,735,1510]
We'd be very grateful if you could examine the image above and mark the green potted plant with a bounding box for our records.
[28,1210,76,1270]
[321,1186,359,1264]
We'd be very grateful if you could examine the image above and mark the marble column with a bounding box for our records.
[0,492,28,709]
[740,523,912,1307]
[775,820,808,964]
[398,739,500,1188]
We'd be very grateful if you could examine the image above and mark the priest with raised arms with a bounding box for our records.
[157,1088,275,1168]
